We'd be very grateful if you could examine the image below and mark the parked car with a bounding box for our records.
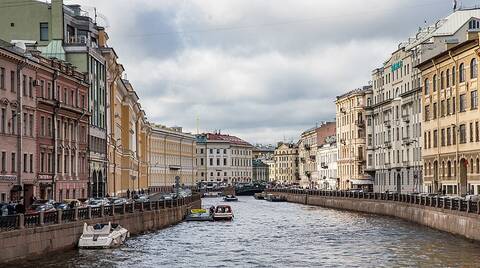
[28,203,56,214]
[53,202,70,210]
[464,195,480,202]
[63,199,83,208]
[86,198,110,207]
[134,195,150,203]
[109,197,129,206]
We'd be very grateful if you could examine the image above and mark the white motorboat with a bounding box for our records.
[78,222,129,249]
[213,205,234,221]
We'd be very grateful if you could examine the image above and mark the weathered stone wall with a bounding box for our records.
[276,192,480,242]
[0,199,202,263]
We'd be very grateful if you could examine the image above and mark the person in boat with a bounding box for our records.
[209,206,215,215]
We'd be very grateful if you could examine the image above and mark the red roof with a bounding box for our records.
[206,133,252,147]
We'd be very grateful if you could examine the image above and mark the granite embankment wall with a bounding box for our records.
[268,190,480,242]
[0,197,201,263]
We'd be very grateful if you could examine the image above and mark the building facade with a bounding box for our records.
[0,0,108,198]
[298,127,318,188]
[252,159,269,181]
[317,136,338,190]
[149,125,196,192]
[336,87,372,190]
[273,142,299,185]
[418,29,480,195]
[0,40,89,204]
[196,133,253,186]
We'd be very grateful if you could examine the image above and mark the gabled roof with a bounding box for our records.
[203,133,252,147]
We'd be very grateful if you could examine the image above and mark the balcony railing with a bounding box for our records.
[66,36,88,45]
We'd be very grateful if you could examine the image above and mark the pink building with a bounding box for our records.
[0,40,89,205]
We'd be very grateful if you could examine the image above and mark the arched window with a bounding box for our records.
[446,69,450,87]
[442,161,445,177]
[471,58,478,79]
[459,63,465,82]
[433,74,437,92]
[471,158,474,173]
[424,78,429,95]
[477,158,480,173]
[452,66,456,85]
[440,71,445,89]
[447,161,452,177]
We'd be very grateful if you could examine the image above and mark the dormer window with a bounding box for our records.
[468,19,480,30]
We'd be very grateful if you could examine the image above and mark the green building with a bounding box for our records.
[0,0,108,197]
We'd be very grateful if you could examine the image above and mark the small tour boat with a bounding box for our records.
[223,195,238,202]
[78,222,129,249]
[213,205,234,221]
[265,194,287,202]
[185,208,214,221]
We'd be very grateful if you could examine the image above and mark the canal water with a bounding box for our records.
[16,196,480,267]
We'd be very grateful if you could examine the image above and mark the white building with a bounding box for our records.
[196,132,253,186]
[317,136,338,190]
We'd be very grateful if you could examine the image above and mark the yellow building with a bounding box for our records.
[418,29,480,195]
[149,125,196,192]
[336,86,372,190]
[102,32,148,196]
[273,142,299,185]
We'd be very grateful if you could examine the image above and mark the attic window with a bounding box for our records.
[468,20,480,30]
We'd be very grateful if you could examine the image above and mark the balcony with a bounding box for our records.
[384,119,391,128]
[355,119,365,128]
[385,140,392,148]
[169,164,181,170]
[65,35,88,46]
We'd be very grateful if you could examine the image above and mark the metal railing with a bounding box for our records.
[0,193,201,232]
[268,189,480,215]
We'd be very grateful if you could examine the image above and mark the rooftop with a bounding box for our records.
[198,133,252,147]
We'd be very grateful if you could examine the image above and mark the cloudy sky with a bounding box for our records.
[69,0,477,144]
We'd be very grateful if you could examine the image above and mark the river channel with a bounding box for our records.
[15,196,480,267]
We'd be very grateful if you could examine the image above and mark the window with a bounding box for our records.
[460,94,466,112]
[460,124,467,144]
[22,75,26,96]
[23,153,27,172]
[476,121,479,142]
[40,22,48,41]
[424,105,430,121]
[10,71,15,92]
[29,154,33,173]
[1,108,5,133]
[28,77,32,97]
[447,98,451,115]
[40,152,45,173]
[0,67,4,89]
[471,123,474,142]
[1,152,5,172]
[452,67,456,85]
[471,90,478,109]
[453,126,457,145]
[29,114,33,136]
[433,74,437,92]
[433,103,437,119]
[440,71,445,89]
[433,130,438,148]
[446,69,450,87]
[441,129,445,146]
[209,158,213,166]
[453,96,456,113]
[40,116,45,136]
[216,158,220,166]
[11,153,15,172]
[459,63,465,82]
[471,58,478,79]
[447,128,451,145]
[441,100,445,117]
[424,78,429,94]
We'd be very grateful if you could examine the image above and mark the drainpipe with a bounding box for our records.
[52,70,59,201]
[16,59,27,203]
[448,51,460,195]
[431,58,441,193]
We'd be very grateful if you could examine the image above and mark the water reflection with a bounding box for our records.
[15,196,480,267]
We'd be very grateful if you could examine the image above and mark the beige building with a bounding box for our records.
[102,33,149,196]
[418,29,480,196]
[298,127,318,188]
[149,125,196,192]
[273,142,299,185]
[336,86,372,190]
[195,132,253,186]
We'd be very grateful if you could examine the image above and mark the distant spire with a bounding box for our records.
[453,0,458,11]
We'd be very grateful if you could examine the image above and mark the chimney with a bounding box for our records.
[51,0,64,40]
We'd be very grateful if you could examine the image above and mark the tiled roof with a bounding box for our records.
[205,133,252,147]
